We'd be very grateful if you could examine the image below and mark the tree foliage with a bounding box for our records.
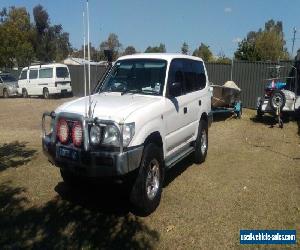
[123,46,137,55]
[145,43,166,53]
[181,42,189,55]
[192,43,213,62]
[234,19,288,61]
[0,5,71,68]
[99,33,122,61]
[0,7,34,67]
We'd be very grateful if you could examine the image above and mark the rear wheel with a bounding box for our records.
[194,120,208,164]
[130,143,163,215]
[3,89,8,98]
[257,107,263,119]
[43,88,50,99]
[22,88,28,98]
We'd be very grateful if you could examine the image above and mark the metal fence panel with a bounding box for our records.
[2,60,299,110]
[206,60,298,109]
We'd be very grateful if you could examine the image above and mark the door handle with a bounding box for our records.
[183,107,187,114]
[199,100,202,106]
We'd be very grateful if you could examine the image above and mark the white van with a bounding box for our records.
[18,63,72,98]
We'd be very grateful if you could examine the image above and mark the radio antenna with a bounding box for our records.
[83,9,87,117]
[87,0,92,118]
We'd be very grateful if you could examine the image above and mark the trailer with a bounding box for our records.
[211,81,242,119]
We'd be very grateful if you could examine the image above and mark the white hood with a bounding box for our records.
[56,92,160,122]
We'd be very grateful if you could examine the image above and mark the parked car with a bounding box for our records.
[18,63,72,99]
[42,54,212,214]
[0,73,19,98]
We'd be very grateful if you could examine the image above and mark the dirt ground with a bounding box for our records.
[0,97,299,249]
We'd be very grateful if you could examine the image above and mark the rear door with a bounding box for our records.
[164,59,193,156]
[182,59,208,137]
[55,66,71,91]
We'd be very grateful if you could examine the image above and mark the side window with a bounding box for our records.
[39,68,53,78]
[29,70,38,79]
[19,70,28,80]
[168,59,184,96]
[183,60,195,93]
[193,61,206,90]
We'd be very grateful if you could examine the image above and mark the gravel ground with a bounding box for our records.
[0,97,299,249]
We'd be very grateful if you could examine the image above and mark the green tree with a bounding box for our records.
[181,42,189,55]
[0,7,34,67]
[99,33,122,60]
[234,19,288,61]
[123,46,136,55]
[145,43,166,53]
[214,51,231,64]
[71,43,100,61]
[33,4,71,62]
[192,43,213,62]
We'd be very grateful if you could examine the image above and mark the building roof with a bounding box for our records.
[64,57,106,66]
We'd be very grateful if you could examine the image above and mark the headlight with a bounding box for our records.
[90,125,101,144]
[123,123,135,147]
[102,125,120,146]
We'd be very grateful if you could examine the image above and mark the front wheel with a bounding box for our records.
[130,143,163,215]
[22,88,28,98]
[60,169,84,188]
[3,89,8,98]
[194,120,208,164]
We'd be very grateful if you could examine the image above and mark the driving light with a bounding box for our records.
[123,123,135,147]
[102,125,120,146]
[57,119,69,144]
[90,125,101,144]
[72,121,83,147]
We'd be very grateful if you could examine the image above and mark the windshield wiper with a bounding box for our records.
[121,89,142,95]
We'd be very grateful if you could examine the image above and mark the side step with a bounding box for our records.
[165,146,194,170]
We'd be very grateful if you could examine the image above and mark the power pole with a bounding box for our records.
[291,27,297,57]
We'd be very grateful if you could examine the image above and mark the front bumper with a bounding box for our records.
[43,135,143,177]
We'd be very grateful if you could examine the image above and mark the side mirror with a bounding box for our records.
[169,82,182,98]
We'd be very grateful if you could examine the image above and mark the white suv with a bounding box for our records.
[42,53,212,214]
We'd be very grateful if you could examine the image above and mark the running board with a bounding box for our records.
[165,146,194,169]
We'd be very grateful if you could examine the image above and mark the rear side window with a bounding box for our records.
[39,68,53,78]
[183,60,195,93]
[29,70,38,79]
[168,59,184,96]
[193,61,206,90]
[56,67,69,78]
[19,70,27,80]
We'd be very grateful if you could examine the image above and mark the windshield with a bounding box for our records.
[1,74,16,82]
[100,59,167,95]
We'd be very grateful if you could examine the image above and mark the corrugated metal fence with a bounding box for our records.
[206,60,299,108]
[3,60,299,109]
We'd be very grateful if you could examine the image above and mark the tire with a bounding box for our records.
[194,120,208,164]
[60,169,83,188]
[257,107,263,119]
[3,89,8,98]
[22,88,28,98]
[43,88,50,99]
[270,90,286,111]
[130,143,164,215]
